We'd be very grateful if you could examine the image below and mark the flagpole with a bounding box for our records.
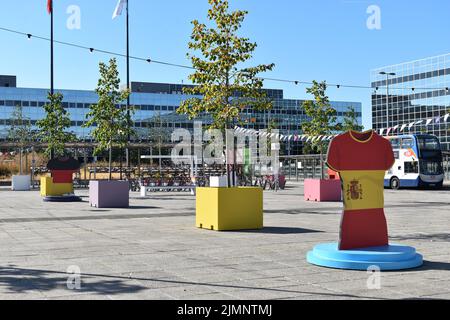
[50,0,54,96]
[125,0,130,170]
[50,0,54,159]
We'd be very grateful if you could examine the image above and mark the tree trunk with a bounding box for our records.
[25,149,28,175]
[232,133,236,187]
[225,30,231,189]
[108,146,112,181]
[159,137,162,173]
[120,148,123,180]
[320,148,325,180]
[137,148,141,178]
[225,124,231,188]
[19,148,23,175]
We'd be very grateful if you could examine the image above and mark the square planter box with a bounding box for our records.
[304,179,341,202]
[196,187,263,231]
[89,180,129,208]
[12,175,31,191]
[40,176,74,196]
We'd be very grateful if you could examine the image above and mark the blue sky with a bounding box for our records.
[0,0,449,128]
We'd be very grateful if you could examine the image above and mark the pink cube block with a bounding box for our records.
[89,180,129,208]
[304,179,342,202]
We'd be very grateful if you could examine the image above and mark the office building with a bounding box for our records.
[1,76,362,149]
[371,53,450,150]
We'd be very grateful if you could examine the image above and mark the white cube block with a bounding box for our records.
[210,176,228,188]
[140,186,147,197]
[11,175,31,191]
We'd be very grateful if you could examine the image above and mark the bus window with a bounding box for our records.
[401,138,414,149]
[418,137,440,150]
[404,161,419,174]
[390,138,400,150]
[420,160,443,175]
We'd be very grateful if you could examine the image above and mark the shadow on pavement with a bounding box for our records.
[128,206,161,210]
[416,260,450,271]
[265,209,340,215]
[0,212,194,224]
[391,233,450,242]
[0,266,146,295]
[232,226,323,234]
[0,266,390,299]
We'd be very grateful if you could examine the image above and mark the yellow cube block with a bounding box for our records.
[196,187,263,231]
[40,177,74,197]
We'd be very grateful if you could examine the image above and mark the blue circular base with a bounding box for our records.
[43,195,82,202]
[307,243,423,271]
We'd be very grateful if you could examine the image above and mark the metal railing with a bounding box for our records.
[281,154,450,182]
[444,155,450,181]
[279,155,326,181]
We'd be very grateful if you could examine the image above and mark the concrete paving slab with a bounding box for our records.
[0,182,449,299]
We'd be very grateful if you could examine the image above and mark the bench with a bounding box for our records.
[140,184,196,197]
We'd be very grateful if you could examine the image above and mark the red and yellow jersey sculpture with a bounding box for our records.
[327,130,395,250]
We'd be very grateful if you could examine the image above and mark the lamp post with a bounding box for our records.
[126,0,130,170]
[287,121,291,156]
[379,71,396,133]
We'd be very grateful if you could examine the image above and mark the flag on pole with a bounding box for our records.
[113,0,127,19]
[47,0,52,14]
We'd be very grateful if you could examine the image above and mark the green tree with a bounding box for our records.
[340,106,363,132]
[301,143,316,155]
[302,81,339,179]
[36,93,75,158]
[137,112,173,170]
[177,0,275,186]
[8,105,33,174]
[267,118,278,132]
[148,112,172,159]
[84,58,134,180]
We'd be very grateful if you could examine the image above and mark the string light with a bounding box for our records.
[0,26,193,70]
[1,25,449,93]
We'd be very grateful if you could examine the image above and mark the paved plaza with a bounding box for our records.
[0,182,449,300]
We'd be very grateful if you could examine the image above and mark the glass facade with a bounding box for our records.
[371,53,450,151]
[0,80,362,142]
